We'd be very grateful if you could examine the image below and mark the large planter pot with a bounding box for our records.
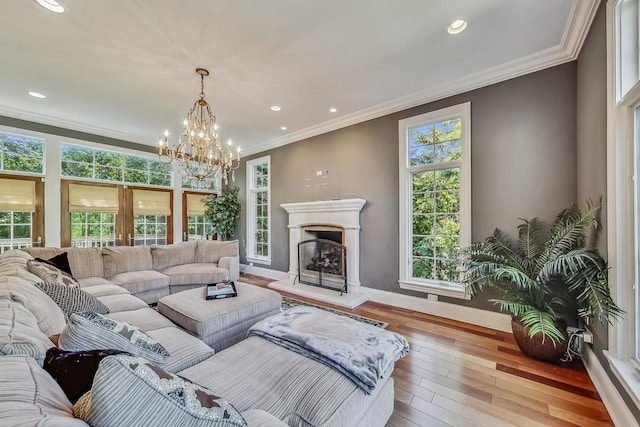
[511,317,569,362]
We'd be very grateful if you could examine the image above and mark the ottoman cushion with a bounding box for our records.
[158,282,281,352]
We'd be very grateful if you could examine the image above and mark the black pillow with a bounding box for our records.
[35,252,73,276]
[43,348,130,403]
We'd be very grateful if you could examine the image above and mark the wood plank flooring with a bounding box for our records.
[240,273,613,427]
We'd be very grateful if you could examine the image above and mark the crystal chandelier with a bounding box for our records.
[158,68,240,186]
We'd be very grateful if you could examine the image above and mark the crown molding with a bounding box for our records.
[243,0,600,157]
[0,104,150,146]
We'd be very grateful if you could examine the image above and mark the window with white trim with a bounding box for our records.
[246,156,270,265]
[61,144,172,187]
[398,103,471,298]
[607,0,640,411]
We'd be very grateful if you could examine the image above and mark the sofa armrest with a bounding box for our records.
[217,256,239,281]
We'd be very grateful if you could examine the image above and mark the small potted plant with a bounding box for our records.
[203,187,241,240]
[458,200,623,362]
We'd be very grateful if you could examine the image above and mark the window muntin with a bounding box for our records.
[71,212,116,247]
[134,215,167,245]
[61,144,172,187]
[0,211,33,252]
[187,215,212,240]
[246,156,270,264]
[0,132,44,174]
[399,103,470,297]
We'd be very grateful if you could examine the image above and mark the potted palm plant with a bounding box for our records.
[458,201,623,362]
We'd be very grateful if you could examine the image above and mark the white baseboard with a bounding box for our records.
[240,264,288,280]
[359,286,512,332]
[582,347,638,427]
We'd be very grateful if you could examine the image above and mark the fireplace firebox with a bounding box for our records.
[298,238,347,294]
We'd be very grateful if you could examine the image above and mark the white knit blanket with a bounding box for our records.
[247,306,409,394]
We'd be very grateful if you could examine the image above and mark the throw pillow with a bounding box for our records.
[27,259,79,288]
[34,282,109,321]
[73,355,247,427]
[59,312,170,364]
[35,251,73,275]
[43,347,130,403]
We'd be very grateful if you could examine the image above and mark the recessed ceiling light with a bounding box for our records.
[280,126,287,131]
[28,91,46,99]
[447,19,467,35]
[329,108,337,113]
[270,105,282,112]
[36,0,65,13]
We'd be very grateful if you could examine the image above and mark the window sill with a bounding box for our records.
[398,279,470,300]
[246,256,271,266]
[604,350,640,412]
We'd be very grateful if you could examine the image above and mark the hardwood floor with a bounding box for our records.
[240,273,614,427]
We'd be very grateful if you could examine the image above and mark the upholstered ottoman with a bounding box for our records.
[157,282,281,352]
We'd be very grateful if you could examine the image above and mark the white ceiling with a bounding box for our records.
[0,0,597,155]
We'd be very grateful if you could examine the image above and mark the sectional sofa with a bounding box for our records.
[0,246,403,426]
[24,239,240,304]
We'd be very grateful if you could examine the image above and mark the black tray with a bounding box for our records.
[206,281,238,300]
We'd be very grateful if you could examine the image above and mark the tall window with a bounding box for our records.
[0,176,44,252]
[607,0,640,409]
[246,156,270,265]
[398,103,471,298]
[60,144,172,187]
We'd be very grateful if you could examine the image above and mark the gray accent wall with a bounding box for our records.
[577,3,640,421]
[239,61,578,312]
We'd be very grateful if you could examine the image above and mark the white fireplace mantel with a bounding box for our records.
[269,198,368,308]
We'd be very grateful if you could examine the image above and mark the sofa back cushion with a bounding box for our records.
[23,247,105,279]
[102,246,152,278]
[72,355,246,427]
[0,290,55,365]
[195,240,239,264]
[66,247,104,279]
[151,241,197,271]
[0,276,67,337]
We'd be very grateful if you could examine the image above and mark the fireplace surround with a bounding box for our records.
[268,198,368,308]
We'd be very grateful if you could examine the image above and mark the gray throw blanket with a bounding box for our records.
[247,306,409,394]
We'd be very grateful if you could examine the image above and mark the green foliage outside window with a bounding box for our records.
[61,144,172,187]
[409,118,462,282]
[0,132,44,174]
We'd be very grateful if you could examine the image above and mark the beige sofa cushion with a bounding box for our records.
[102,246,153,277]
[160,263,229,286]
[0,291,55,365]
[195,239,238,264]
[108,270,170,296]
[0,355,89,426]
[151,241,197,270]
[147,327,216,372]
[0,276,66,337]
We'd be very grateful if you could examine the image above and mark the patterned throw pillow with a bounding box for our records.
[59,312,170,364]
[27,259,79,288]
[73,355,246,427]
[34,282,109,321]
